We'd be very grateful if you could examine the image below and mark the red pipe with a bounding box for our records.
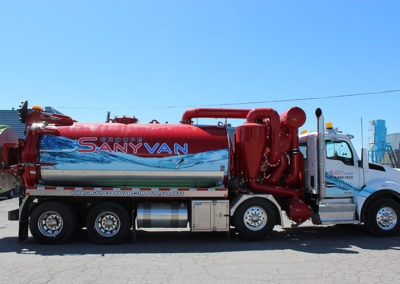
[264,154,287,184]
[284,127,301,185]
[246,108,280,164]
[249,181,299,200]
[298,152,305,199]
[21,134,39,186]
[288,127,300,149]
[280,108,305,186]
[284,152,301,185]
[181,108,251,124]
[280,107,306,128]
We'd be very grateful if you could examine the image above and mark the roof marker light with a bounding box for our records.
[32,105,44,111]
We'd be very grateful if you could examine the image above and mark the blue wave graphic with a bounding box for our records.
[325,171,360,192]
[40,135,228,172]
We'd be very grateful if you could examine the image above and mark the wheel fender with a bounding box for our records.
[230,194,282,225]
[366,179,400,194]
[359,189,400,223]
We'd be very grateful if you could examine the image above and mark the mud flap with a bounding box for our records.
[8,209,19,220]
[18,196,33,242]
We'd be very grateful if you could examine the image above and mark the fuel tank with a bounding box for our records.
[38,123,229,187]
[137,202,188,228]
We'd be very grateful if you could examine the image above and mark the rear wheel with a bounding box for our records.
[30,201,77,244]
[366,198,400,237]
[86,202,130,244]
[233,198,277,240]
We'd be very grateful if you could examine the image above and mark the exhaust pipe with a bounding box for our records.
[315,108,326,201]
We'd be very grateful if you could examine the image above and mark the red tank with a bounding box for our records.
[13,105,231,187]
[35,122,230,188]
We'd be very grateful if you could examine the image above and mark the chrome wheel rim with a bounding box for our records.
[95,211,121,237]
[243,206,267,231]
[376,207,397,230]
[38,211,64,237]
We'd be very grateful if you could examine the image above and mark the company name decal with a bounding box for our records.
[328,170,354,180]
[77,137,188,155]
[70,190,184,197]
[325,171,360,193]
[39,134,229,174]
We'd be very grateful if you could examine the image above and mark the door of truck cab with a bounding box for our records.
[324,138,363,197]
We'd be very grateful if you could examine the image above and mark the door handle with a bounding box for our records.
[326,183,336,188]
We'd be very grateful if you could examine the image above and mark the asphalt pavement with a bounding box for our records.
[0,198,399,284]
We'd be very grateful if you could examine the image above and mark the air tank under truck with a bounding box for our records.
[2,101,400,244]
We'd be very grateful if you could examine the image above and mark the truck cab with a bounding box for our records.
[300,123,400,236]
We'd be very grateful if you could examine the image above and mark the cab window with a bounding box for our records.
[326,140,353,166]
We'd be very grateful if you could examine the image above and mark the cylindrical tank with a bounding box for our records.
[0,126,19,194]
[37,123,229,187]
[136,202,188,228]
[236,123,267,179]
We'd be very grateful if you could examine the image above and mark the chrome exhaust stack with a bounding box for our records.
[315,108,326,201]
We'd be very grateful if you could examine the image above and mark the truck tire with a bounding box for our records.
[86,202,130,244]
[233,198,276,240]
[366,198,400,237]
[30,201,77,244]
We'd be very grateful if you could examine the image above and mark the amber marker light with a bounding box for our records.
[32,105,44,111]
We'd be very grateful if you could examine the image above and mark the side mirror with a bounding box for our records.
[361,148,368,169]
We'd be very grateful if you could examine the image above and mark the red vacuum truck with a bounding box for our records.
[2,101,400,244]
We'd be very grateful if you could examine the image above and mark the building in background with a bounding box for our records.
[0,107,64,138]
[386,133,400,167]
[0,108,25,138]
[368,119,400,168]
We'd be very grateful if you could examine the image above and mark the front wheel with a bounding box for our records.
[366,198,400,237]
[233,198,277,240]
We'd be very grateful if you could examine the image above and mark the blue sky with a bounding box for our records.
[1,1,399,155]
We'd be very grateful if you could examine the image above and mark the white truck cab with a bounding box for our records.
[300,122,400,236]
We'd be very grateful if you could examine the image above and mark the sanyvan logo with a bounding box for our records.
[77,137,188,155]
